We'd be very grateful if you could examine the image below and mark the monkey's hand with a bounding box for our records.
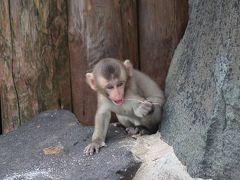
[84,142,106,156]
[133,100,153,118]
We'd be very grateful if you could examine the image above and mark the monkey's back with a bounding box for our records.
[131,70,163,99]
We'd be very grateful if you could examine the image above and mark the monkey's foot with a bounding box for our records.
[126,127,139,135]
[84,142,106,156]
[111,122,123,127]
[126,126,150,136]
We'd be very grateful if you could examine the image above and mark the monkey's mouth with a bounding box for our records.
[112,99,124,106]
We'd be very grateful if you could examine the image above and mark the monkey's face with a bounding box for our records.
[86,58,132,106]
[101,78,125,106]
[86,70,127,106]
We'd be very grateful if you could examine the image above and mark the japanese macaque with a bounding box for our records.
[84,58,164,156]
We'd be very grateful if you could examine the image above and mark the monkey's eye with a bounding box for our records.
[117,82,124,87]
[106,85,114,90]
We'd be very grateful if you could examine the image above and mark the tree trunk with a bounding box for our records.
[138,0,188,89]
[0,0,71,133]
[68,0,138,125]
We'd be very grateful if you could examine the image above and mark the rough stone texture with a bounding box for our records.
[0,109,206,180]
[162,0,240,179]
[132,133,204,180]
[0,110,139,180]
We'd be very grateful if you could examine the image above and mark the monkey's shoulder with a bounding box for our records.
[132,69,155,83]
[130,70,161,95]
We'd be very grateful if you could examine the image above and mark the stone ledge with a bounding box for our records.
[0,110,139,180]
[0,109,204,180]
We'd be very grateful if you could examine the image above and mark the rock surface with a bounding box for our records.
[162,0,240,179]
[0,109,206,180]
[0,110,139,180]
[132,133,204,180]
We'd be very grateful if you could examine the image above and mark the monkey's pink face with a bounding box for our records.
[105,79,125,106]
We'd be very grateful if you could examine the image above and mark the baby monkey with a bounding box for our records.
[84,58,164,155]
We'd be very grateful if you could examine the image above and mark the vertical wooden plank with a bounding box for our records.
[0,0,19,133]
[10,0,71,124]
[138,0,188,89]
[68,0,138,124]
[0,0,71,133]
[120,0,139,66]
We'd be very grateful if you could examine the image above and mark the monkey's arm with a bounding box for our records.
[84,109,111,156]
[125,93,153,118]
[132,100,153,118]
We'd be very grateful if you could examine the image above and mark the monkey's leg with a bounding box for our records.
[116,115,137,134]
[140,105,162,134]
[126,126,152,135]
[116,115,149,135]
[116,114,134,127]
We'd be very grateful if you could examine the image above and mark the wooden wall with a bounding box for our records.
[68,0,139,125]
[139,0,188,88]
[0,0,188,133]
[0,0,71,133]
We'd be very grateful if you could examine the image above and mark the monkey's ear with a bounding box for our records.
[86,73,97,91]
[124,59,133,77]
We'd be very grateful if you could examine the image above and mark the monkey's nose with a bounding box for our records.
[112,99,124,106]
[113,89,122,98]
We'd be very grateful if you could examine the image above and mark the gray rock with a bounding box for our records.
[0,110,140,180]
[161,1,240,180]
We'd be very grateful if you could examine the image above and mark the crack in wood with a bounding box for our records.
[8,0,21,127]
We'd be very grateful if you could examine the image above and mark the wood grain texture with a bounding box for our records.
[0,0,188,132]
[0,0,19,133]
[0,0,71,133]
[138,0,188,89]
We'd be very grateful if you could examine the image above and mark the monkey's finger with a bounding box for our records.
[95,147,99,154]
[141,110,149,116]
[140,101,151,108]
[139,104,151,112]
[145,100,152,104]
[84,146,90,153]
[89,148,95,156]
[84,147,91,156]
[144,103,152,109]
[142,105,153,115]
[141,104,152,112]
[84,145,95,156]
[144,101,152,107]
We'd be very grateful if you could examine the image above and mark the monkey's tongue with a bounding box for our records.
[113,99,124,106]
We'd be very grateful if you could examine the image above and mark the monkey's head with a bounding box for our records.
[86,58,133,106]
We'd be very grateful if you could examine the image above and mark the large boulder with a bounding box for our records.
[162,0,240,179]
